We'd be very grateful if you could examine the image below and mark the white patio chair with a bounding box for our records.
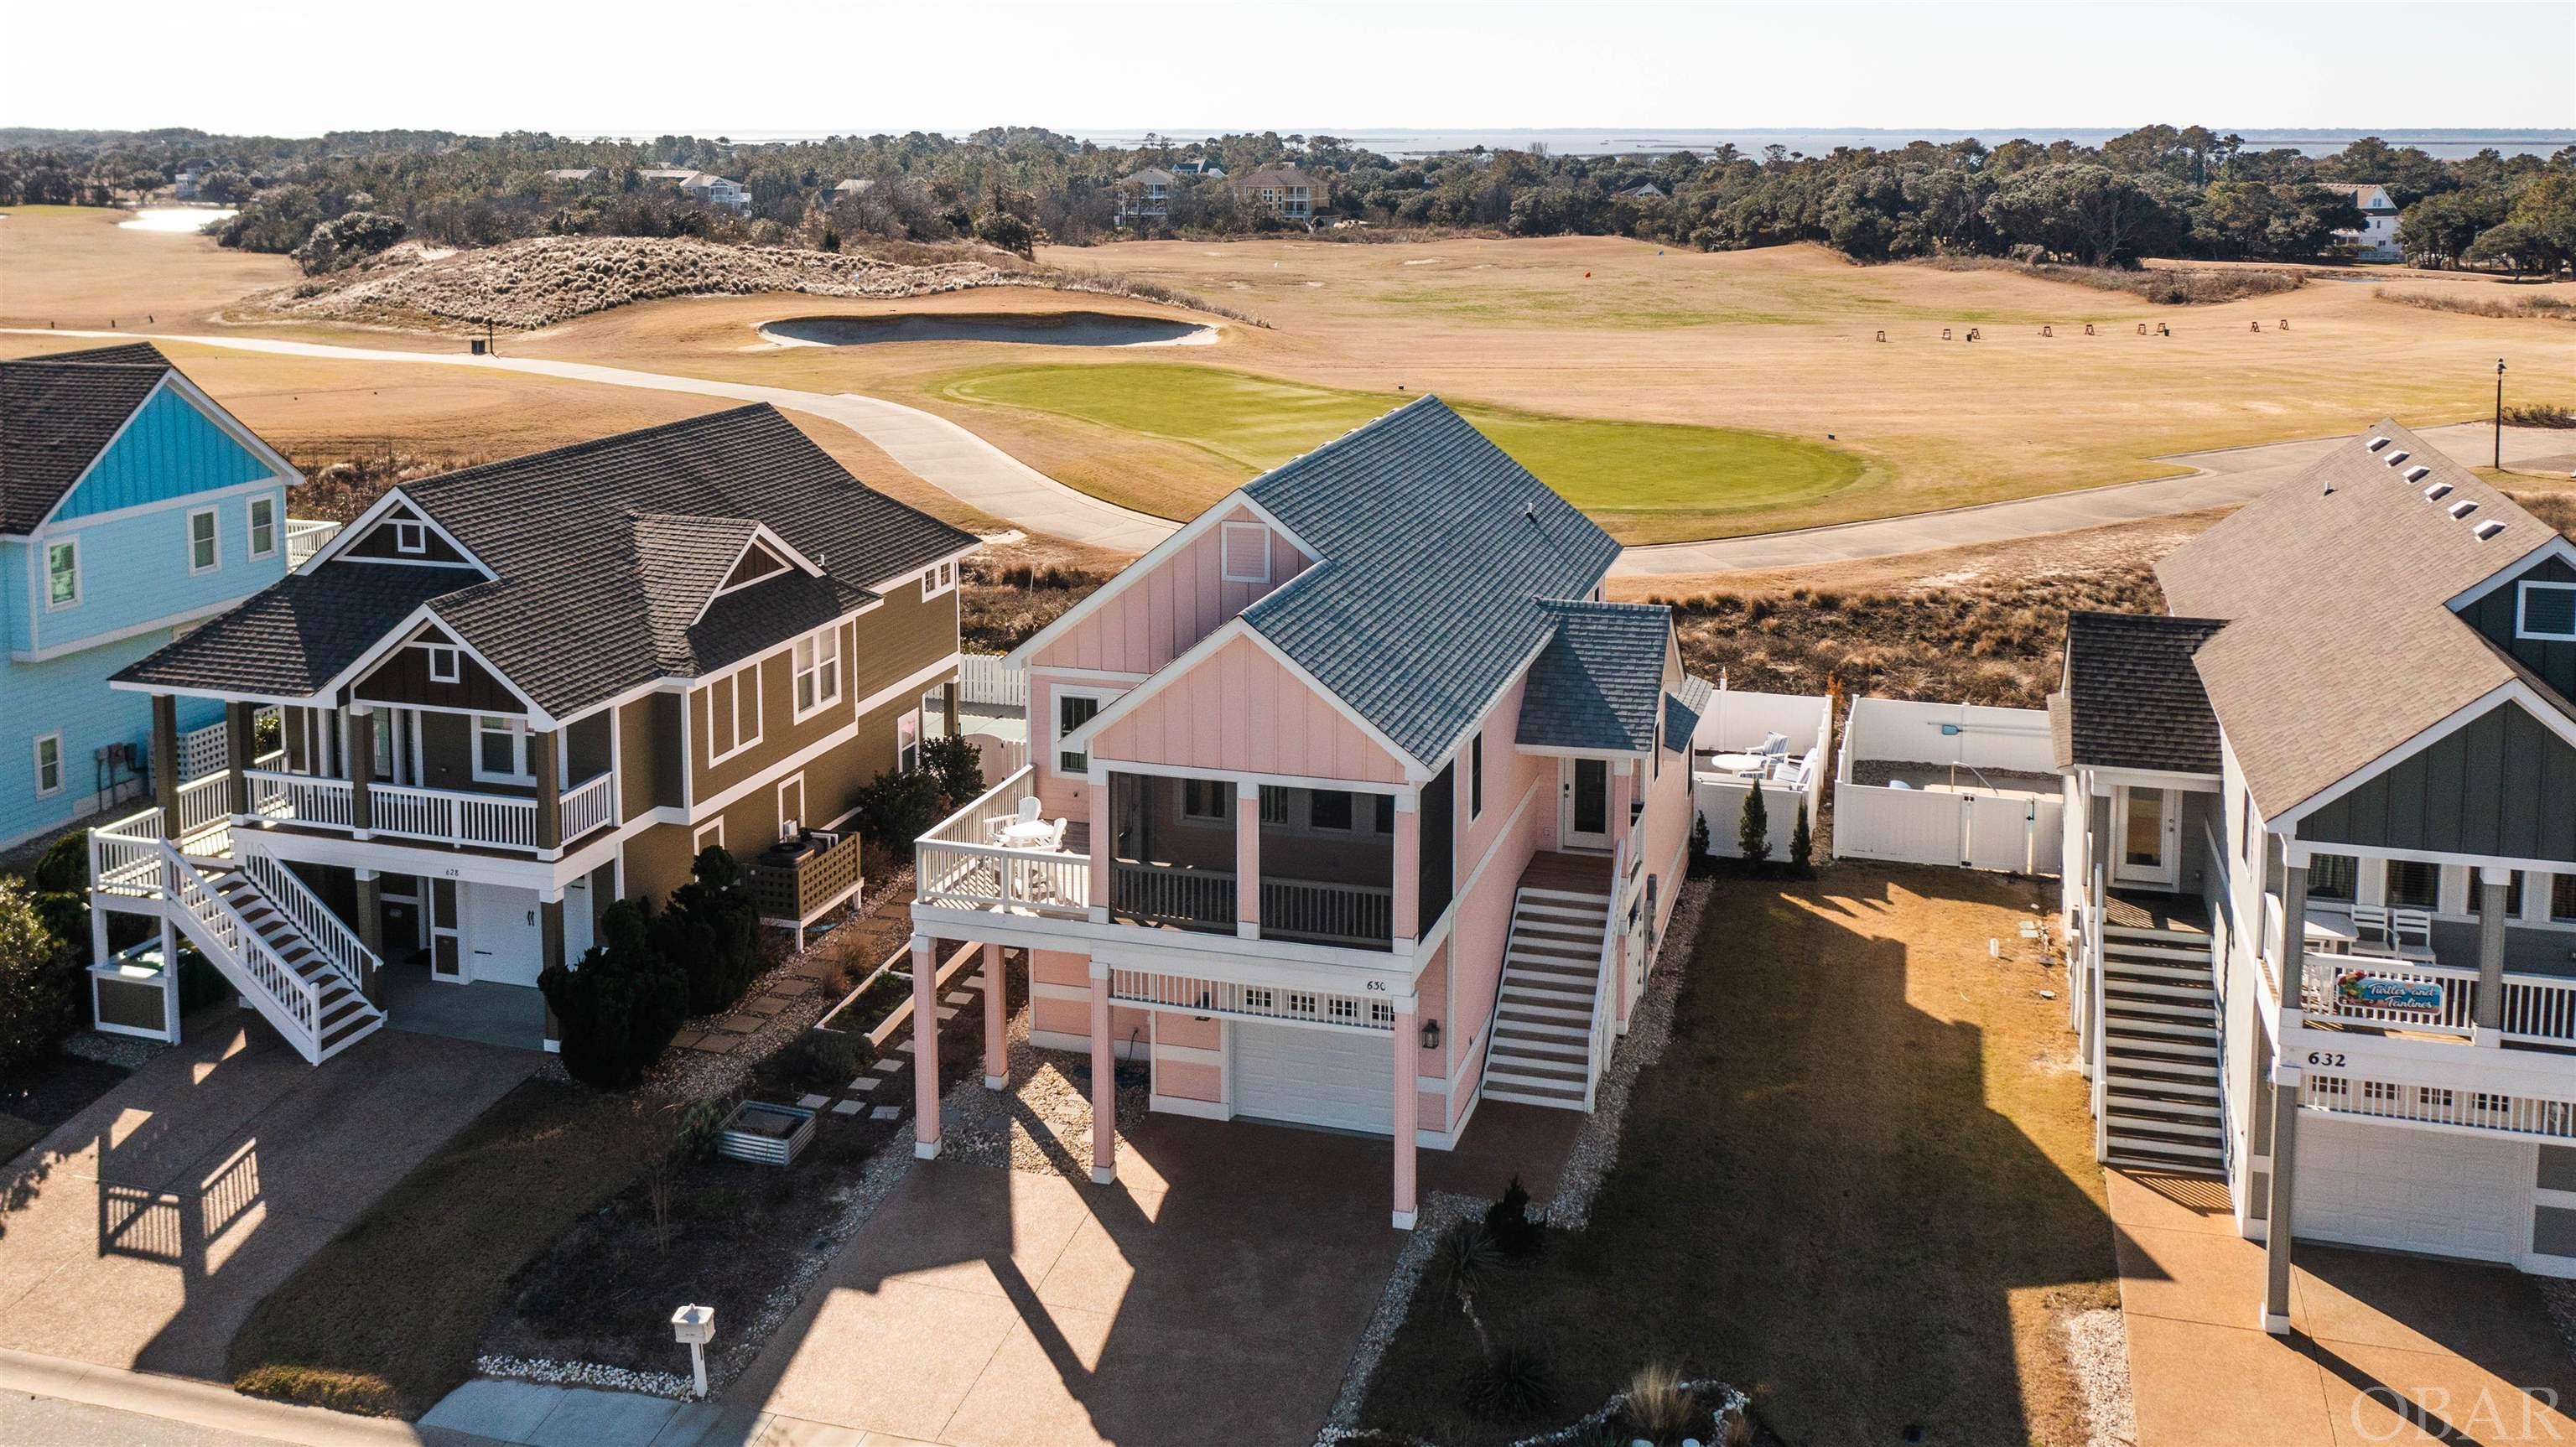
[2391,907,2436,963]
[1759,731,1791,760]
[990,795,1045,844]
[2345,904,2395,957]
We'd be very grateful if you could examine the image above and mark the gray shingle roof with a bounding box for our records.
[1,349,173,533]
[119,405,973,716]
[116,564,483,698]
[2054,612,2228,774]
[1517,601,1673,752]
[1665,673,1715,753]
[2158,419,2565,817]
[1240,397,1623,766]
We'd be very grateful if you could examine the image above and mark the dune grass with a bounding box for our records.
[935,361,1866,542]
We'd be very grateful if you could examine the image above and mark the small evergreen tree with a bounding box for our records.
[1687,807,1713,878]
[921,734,985,810]
[1789,801,1814,876]
[1738,781,1773,869]
[1483,1174,1546,1259]
[657,848,763,1015]
[541,898,689,1088]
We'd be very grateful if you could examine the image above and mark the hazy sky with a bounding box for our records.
[13,1,2573,137]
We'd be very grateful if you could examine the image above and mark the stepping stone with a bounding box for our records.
[897,1039,916,1052]
[946,991,974,1005]
[848,1076,880,1092]
[831,1099,864,1116]
[937,1008,958,1021]
[743,997,787,1017]
[797,1094,828,1110]
[871,1105,900,1121]
[873,1058,902,1074]
[708,1016,754,1035]
[670,1030,707,1050]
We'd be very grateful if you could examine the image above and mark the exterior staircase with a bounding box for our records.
[2097,923,2225,1175]
[1482,882,1615,1110]
[91,814,385,1065]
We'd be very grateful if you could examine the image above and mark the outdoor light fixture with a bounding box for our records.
[1421,1019,1441,1050]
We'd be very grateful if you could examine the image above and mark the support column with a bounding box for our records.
[942,680,962,740]
[342,707,373,841]
[223,700,255,817]
[540,889,566,1052]
[1392,1003,1420,1230]
[2261,1061,2302,1334]
[982,941,1008,1090]
[151,694,180,839]
[2475,867,2511,1038]
[1235,780,1260,941]
[533,728,562,860]
[1391,792,1420,948]
[2281,859,2309,1021]
[158,915,180,1041]
[1089,959,1115,1185]
[1610,760,1634,859]
[355,869,385,1004]
[1087,777,1112,924]
[912,935,940,1159]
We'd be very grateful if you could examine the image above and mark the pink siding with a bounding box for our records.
[1157,1060,1223,1102]
[1033,996,1088,1038]
[1159,1014,1221,1050]
[1093,633,1406,784]
[1032,949,1089,988]
[1414,941,1451,1079]
[1441,676,1555,1080]
[1031,674,1114,819]
[1030,505,1307,677]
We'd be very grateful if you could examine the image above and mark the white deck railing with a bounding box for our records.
[1109,969,1395,1030]
[1114,861,1235,931]
[915,765,1090,918]
[285,518,340,568]
[244,768,611,853]
[561,771,616,841]
[2300,955,2477,1039]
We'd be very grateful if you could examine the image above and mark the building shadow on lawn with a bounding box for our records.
[1361,865,2122,1446]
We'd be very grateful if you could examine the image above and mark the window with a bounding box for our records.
[1243,987,1274,1011]
[1373,794,1395,835]
[33,734,63,798]
[1182,778,1231,821]
[474,715,532,783]
[2521,582,2576,642]
[792,625,841,718]
[424,644,461,684]
[922,562,955,599]
[1259,785,1289,825]
[2388,858,2440,910]
[1220,521,1271,583]
[1470,733,1484,818]
[1056,692,1101,775]
[2307,853,2357,902]
[693,819,724,854]
[187,507,219,574]
[2474,870,2526,917]
[1309,790,1354,832]
[247,495,278,559]
[898,709,920,774]
[2556,874,2576,924]
[44,539,78,609]
[392,519,427,555]
[706,662,763,761]
[371,710,394,781]
[1286,991,1317,1016]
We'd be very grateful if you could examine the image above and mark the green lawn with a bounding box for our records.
[934,362,1866,542]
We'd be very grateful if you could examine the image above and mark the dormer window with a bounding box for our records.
[2518,581,2576,641]
[392,520,427,555]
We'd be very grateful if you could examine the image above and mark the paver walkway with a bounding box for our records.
[2111,1168,2576,1445]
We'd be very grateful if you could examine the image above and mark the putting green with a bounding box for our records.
[933,362,1867,542]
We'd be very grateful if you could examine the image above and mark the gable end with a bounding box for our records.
[2299,699,2576,864]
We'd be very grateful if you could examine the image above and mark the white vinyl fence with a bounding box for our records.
[1831,698,2064,874]
[1689,687,1832,861]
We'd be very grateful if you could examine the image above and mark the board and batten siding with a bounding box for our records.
[2299,700,2576,864]
[52,386,276,521]
[1028,506,1308,677]
[351,627,524,713]
[2460,555,2576,703]
[1090,631,1405,784]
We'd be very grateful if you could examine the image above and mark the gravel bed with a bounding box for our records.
[935,1004,1150,1180]
[2060,1306,2138,1447]
[702,1125,920,1394]
[61,1029,165,1071]
[1851,758,2062,792]
[471,1354,694,1400]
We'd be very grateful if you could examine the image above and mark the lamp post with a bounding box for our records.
[2496,358,2507,471]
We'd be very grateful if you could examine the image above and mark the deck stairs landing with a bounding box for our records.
[1483,867,1615,1111]
[2099,921,2225,1175]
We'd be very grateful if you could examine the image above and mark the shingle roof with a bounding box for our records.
[0,349,174,533]
[1517,601,1672,752]
[1240,397,1623,765]
[2054,612,2228,774]
[2157,419,2564,817]
[122,405,974,716]
[1665,673,1714,753]
[116,564,483,698]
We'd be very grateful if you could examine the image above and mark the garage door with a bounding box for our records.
[1232,1023,1393,1135]
[2296,1115,2526,1263]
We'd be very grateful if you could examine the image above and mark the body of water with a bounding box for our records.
[1074,127,2576,161]
[117,205,235,233]
[760,312,1219,348]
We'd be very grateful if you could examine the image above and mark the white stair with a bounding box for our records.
[2098,924,2225,1175]
[92,827,384,1064]
[1482,885,1614,1110]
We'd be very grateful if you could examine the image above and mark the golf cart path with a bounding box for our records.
[18,330,2567,574]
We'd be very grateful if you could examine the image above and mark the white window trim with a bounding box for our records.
[423,643,462,684]
[186,506,221,576]
[43,537,80,612]
[246,495,278,561]
[706,661,766,765]
[392,518,428,556]
[1052,686,1119,776]
[922,563,957,600]
[1469,732,1485,820]
[791,624,843,723]
[694,818,724,854]
[776,772,806,841]
[898,708,922,774]
[2518,581,2576,642]
[471,714,535,785]
[1219,521,1271,584]
[33,733,64,798]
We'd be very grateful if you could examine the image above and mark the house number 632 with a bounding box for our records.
[2306,1051,2345,1068]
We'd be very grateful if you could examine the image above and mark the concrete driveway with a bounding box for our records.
[2111,1169,2576,1445]
[0,1009,536,1381]
[728,1110,1568,1447]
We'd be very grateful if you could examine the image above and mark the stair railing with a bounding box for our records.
[2090,860,2109,1163]
[1581,839,1630,1112]
[155,840,325,1059]
[238,853,379,998]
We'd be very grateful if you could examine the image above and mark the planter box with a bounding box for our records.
[714,1100,816,1167]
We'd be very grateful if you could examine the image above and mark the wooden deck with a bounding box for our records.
[2104,889,2211,935]
[1519,849,1613,896]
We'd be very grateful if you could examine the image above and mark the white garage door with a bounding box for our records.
[2296,1115,2526,1263]
[1232,1023,1394,1135]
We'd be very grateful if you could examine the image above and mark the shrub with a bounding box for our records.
[654,848,762,1015]
[1459,1343,1555,1421]
[1687,809,1713,878]
[27,832,89,958]
[758,1031,860,1098]
[1623,1360,1692,1444]
[541,898,688,1088]
[1789,804,1814,876]
[852,767,948,848]
[1483,1175,1546,1260]
[920,734,985,809]
[0,878,80,1072]
[1737,782,1773,868]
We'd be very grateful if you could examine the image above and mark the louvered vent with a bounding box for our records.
[1219,521,1271,583]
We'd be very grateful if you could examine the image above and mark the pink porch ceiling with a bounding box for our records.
[1093,631,1407,784]
[1030,505,1309,677]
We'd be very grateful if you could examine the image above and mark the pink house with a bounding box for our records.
[908,397,1703,1227]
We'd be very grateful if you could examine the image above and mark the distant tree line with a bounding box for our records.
[1,122,2568,275]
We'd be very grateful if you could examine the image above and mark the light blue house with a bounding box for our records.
[1,343,309,854]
